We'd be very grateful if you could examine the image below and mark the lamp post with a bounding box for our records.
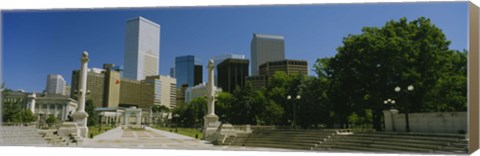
[394,85,414,132]
[287,95,301,129]
[383,98,396,109]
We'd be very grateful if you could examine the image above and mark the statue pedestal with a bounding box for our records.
[72,111,89,138]
[58,122,79,136]
[203,114,220,142]
[57,122,84,144]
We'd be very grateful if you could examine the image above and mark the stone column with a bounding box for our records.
[149,109,153,126]
[72,51,90,138]
[207,60,216,116]
[383,109,399,132]
[203,59,220,142]
[136,112,142,126]
[28,93,36,113]
[124,112,129,126]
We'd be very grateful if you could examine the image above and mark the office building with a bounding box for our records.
[251,33,285,75]
[170,67,175,78]
[217,58,249,93]
[176,84,188,108]
[145,75,177,109]
[185,83,222,103]
[102,64,121,108]
[175,55,202,88]
[246,59,308,90]
[71,68,107,108]
[259,59,308,77]
[119,78,154,109]
[245,75,268,91]
[71,65,122,108]
[45,74,67,96]
[124,16,161,80]
[212,53,246,86]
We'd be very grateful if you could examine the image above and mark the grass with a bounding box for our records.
[88,125,114,138]
[153,126,203,139]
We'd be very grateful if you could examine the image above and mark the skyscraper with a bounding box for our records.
[212,53,246,86]
[217,58,249,93]
[124,16,161,80]
[175,55,202,88]
[45,74,66,96]
[251,33,285,76]
[145,75,177,109]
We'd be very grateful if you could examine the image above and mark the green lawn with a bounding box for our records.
[88,126,114,138]
[153,126,202,139]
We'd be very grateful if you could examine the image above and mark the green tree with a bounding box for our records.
[215,91,234,123]
[321,17,467,130]
[172,97,207,128]
[45,114,58,128]
[152,105,170,113]
[85,99,98,126]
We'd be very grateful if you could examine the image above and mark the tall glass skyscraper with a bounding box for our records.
[124,16,160,80]
[250,33,285,76]
[175,55,202,88]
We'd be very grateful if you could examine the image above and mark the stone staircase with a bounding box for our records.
[0,125,50,146]
[230,129,337,150]
[312,131,468,154]
[39,130,80,146]
[228,128,468,154]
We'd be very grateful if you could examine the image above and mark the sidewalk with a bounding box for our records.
[81,126,295,152]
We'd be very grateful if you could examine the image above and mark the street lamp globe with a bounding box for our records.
[287,95,292,100]
[296,95,301,99]
[384,100,388,104]
[395,86,401,92]
[391,100,395,104]
[407,85,414,91]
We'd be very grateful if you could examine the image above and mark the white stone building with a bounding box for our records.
[31,94,78,121]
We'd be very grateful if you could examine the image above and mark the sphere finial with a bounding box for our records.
[82,51,89,57]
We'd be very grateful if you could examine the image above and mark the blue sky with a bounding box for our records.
[1,2,468,92]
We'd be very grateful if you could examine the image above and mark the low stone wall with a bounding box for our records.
[383,109,467,133]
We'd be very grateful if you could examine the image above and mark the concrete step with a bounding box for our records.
[324,138,446,150]
[246,135,328,141]
[322,141,438,153]
[330,135,453,146]
[244,139,317,146]
[372,131,466,139]
[344,133,464,142]
[243,142,313,150]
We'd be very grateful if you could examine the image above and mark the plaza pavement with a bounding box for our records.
[81,126,297,152]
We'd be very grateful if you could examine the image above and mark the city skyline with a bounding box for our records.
[2,2,468,92]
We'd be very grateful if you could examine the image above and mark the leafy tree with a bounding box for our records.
[45,114,58,128]
[215,92,234,123]
[152,105,170,113]
[319,17,467,130]
[172,97,207,127]
[85,99,98,126]
[1,89,37,123]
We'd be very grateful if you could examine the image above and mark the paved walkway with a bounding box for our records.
[82,127,294,151]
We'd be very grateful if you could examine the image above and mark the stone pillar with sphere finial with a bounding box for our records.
[202,59,220,142]
[71,51,90,139]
